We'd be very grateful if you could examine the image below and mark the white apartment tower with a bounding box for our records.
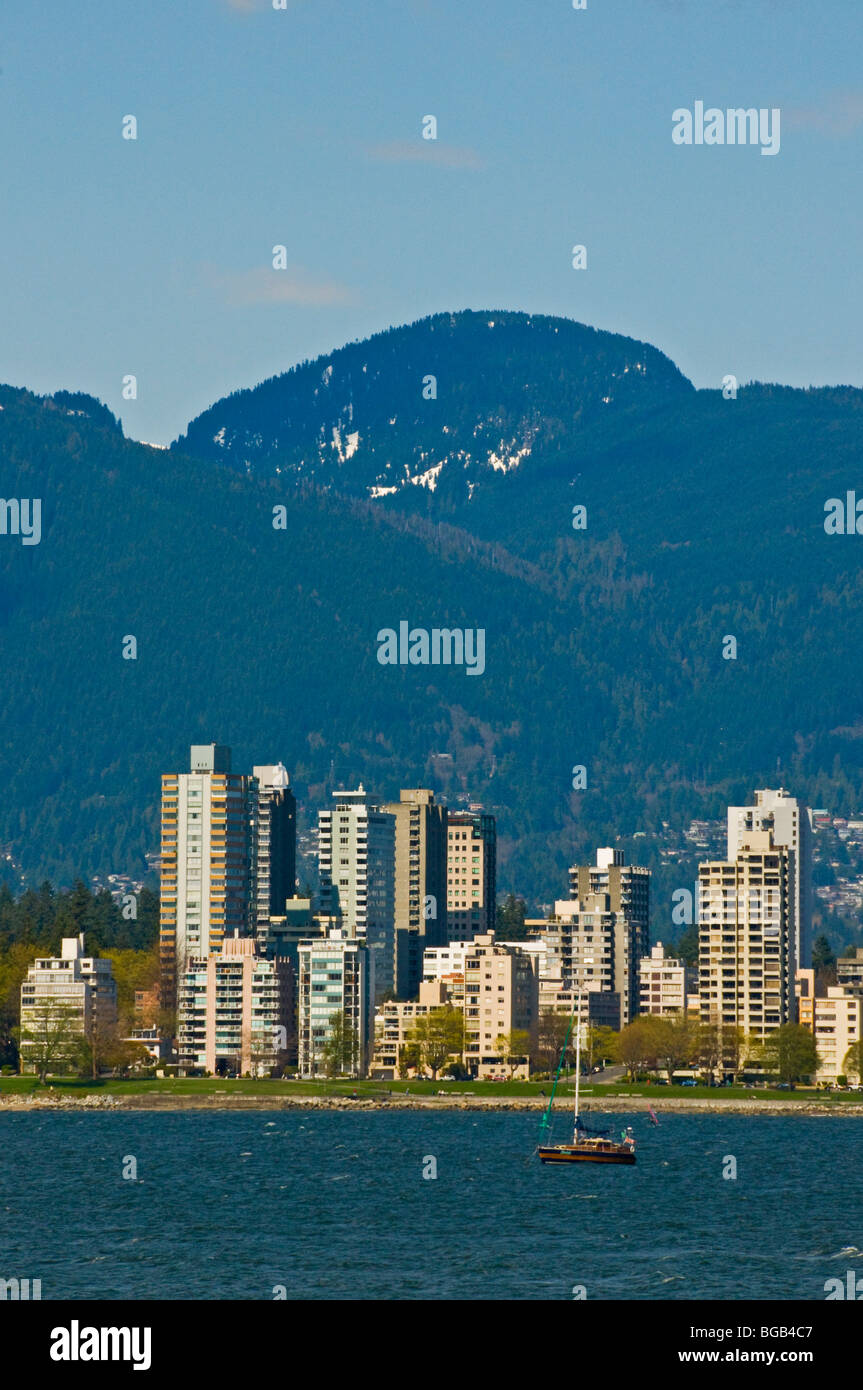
[698,827,792,1043]
[160,745,251,1007]
[727,789,812,973]
[160,746,297,1013]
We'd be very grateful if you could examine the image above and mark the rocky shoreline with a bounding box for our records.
[2,1093,863,1116]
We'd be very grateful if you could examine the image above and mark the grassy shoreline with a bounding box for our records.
[2,1076,863,1114]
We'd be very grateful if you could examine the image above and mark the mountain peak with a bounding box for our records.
[172,310,693,505]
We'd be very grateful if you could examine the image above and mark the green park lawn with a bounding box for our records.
[0,1075,857,1103]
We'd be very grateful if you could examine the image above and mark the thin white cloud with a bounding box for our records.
[367,141,485,171]
[211,264,355,307]
[786,90,863,136]
[220,0,304,12]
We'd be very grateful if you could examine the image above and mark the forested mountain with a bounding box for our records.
[2,310,863,943]
[174,311,693,505]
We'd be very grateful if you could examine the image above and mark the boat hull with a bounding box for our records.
[538,1144,636,1165]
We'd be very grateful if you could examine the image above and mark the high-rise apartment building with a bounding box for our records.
[297,933,371,1077]
[569,848,650,944]
[698,827,792,1042]
[446,811,496,941]
[177,933,295,1076]
[727,788,812,973]
[317,787,396,1000]
[385,788,447,999]
[251,762,297,938]
[160,745,296,1015]
[564,848,650,1027]
[19,935,117,1074]
[160,745,252,1008]
[534,893,637,1029]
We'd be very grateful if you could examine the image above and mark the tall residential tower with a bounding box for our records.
[726,788,812,973]
[446,810,496,941]
[317,787,396,1000]
[160,745,297,1013]
[385,788,448,998]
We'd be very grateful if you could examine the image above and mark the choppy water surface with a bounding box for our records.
[2,1110,860,1299]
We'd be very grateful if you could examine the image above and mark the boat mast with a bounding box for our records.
[573,957,592,1139]
[573,975,582,1136]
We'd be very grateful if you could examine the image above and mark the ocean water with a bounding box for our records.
[1,1110,860,1300]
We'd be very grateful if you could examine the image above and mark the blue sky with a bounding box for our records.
[0,0,860,444]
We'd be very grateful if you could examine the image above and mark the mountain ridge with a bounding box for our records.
[171,310,695,506]
[1,310,862,950]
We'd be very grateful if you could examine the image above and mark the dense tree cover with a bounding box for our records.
[175,310,691,498]
[495,893,529,939]
[0,882,158,1066]
[0,881,158,955]
[614,1016,818,1083]
[2,311,863,958]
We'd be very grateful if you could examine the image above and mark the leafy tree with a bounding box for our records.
[696,1022,722,1082]
[494,1028,531,1079]
[321,1009,358,1077]
[673,926,699,968]
[397,1040,422,1079]
[0,941,39,1067]
[410,1006,464,1079]
[77,1020,148,1078]
[586,1024,618,1071]
[759,1024,819,1087]
[616,1017,661,1081]
[103,947,159,1027]
[533,1007,573,1073]
[812,933,837,986]
[16,998,82,1081]
[650,1013,698,1083]
[843,1039,863,1083]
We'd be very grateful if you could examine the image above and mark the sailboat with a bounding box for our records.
[538,983,636,1166]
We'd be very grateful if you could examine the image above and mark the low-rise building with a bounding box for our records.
[812,987,862,1084]
[19,935,117,1075]
[371,980,454,1078]
[639,942,696,1016]
[123,1026,165,1063]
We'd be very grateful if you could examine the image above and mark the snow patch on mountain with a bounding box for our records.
[408,462,444,492]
